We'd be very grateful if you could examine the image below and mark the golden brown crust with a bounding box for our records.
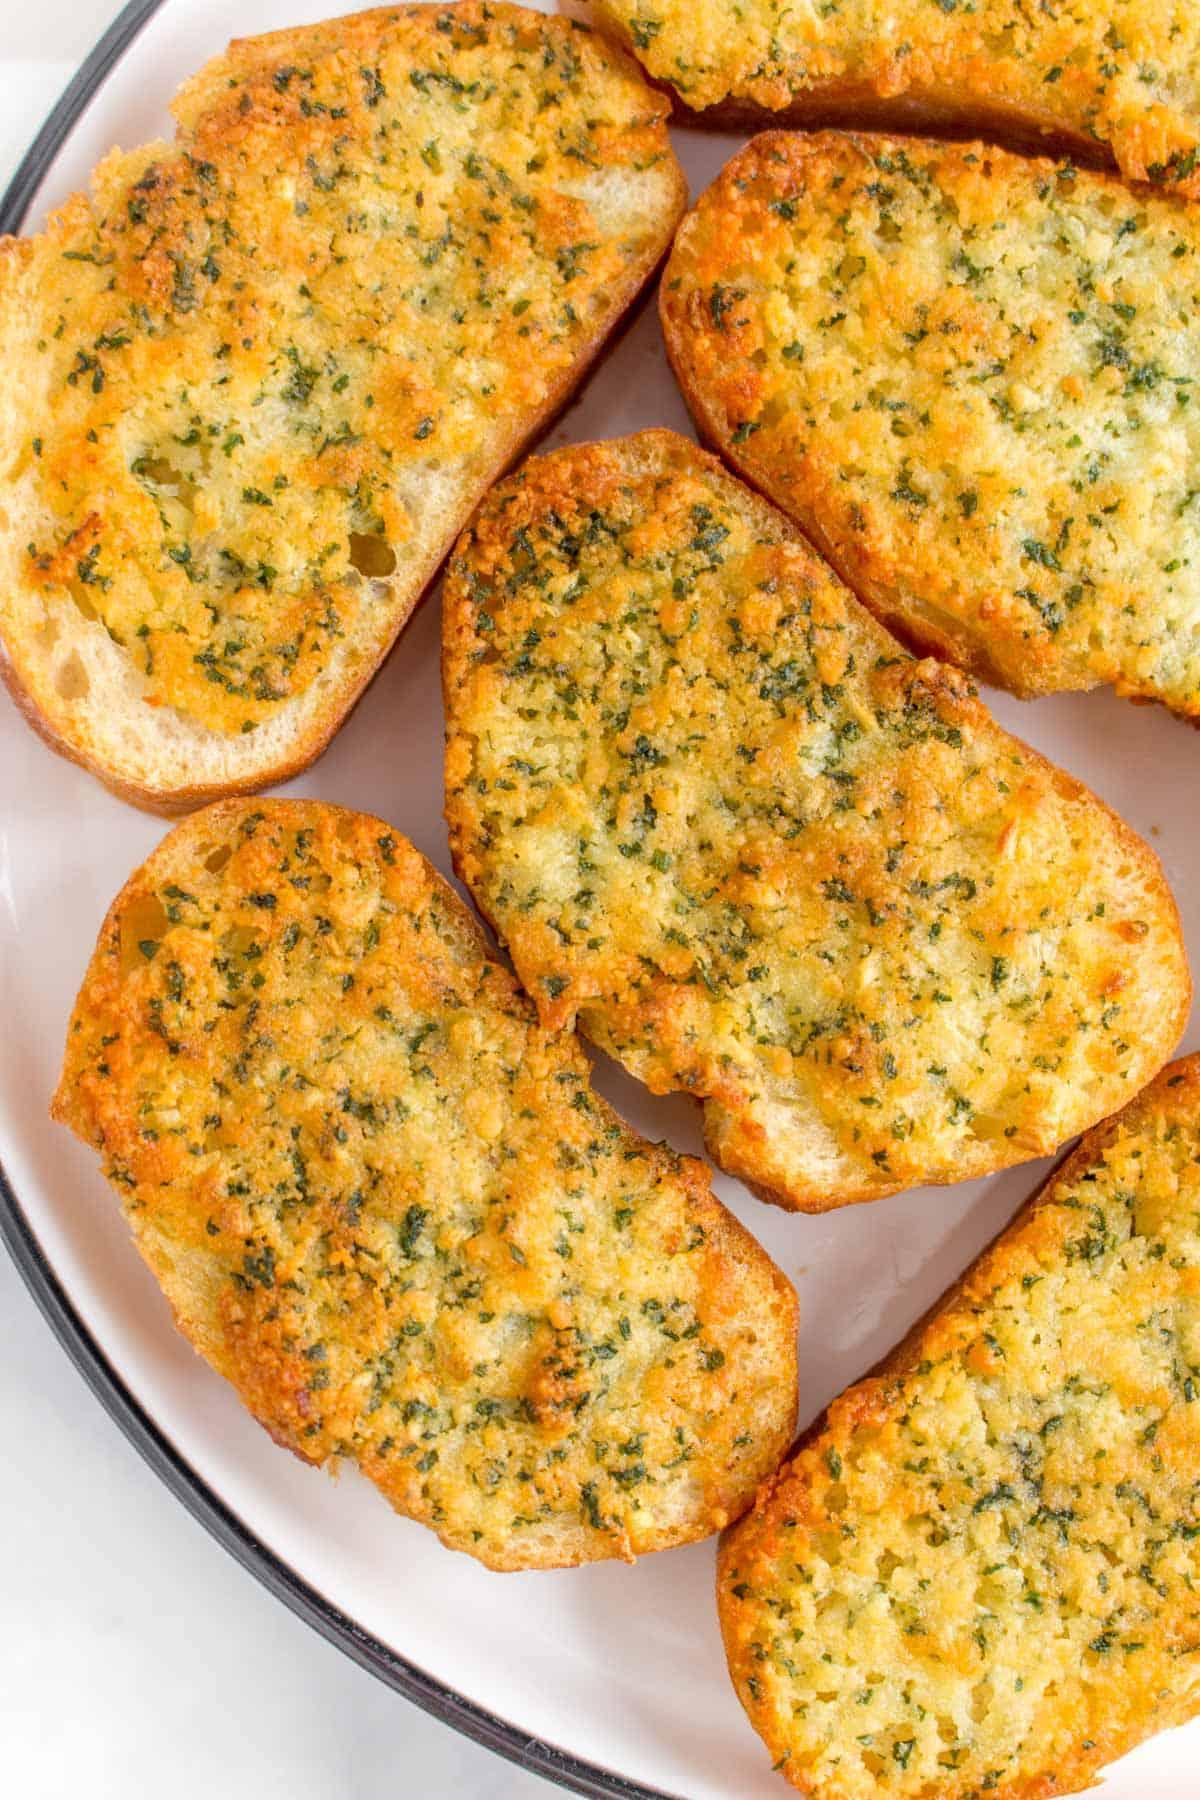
[653,85,1130,173]
[591,0,1200,196]
[54,799,796,1567]
[0,4,685,812]
[443,429,1189,1212]
[719,1055,1200,1796]
[0,296,660,818]
[661,131,1200,717]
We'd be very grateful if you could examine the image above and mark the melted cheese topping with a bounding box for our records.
[443,432,1187,1210]
[1,3,675,732]
[599,0,1200,191]
[721,1058,1200,1799]
[663,134,1200,712]
[54,800,795,1568]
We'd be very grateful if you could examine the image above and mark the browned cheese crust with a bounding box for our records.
[661,132,1200,717]
[719,1055,1200,1797]
[592,0,1200,195]
[53,799,797,1568]
[443,429,1189,1212]
[0,4,685,810]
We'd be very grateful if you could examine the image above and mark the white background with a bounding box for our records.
[0,6,545,1795]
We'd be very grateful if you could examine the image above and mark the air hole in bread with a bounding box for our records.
[203,843,232,873]
[220,922,264,957]
[969,1679,994,1724]
[348,531,396,579]
[134,455,195,499]
[54,651,89,699]
[119,893,169,971]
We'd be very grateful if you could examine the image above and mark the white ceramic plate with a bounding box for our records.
[2,4,1197,1794]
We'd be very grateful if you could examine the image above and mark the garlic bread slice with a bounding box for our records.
[663,132,1200,716]
[443,431,1189,1211]
[54,799,796,1569]
[594,0,1200,194]
[720,1055,1200,1797]
[0,4,685,810]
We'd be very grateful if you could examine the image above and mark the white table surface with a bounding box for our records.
[0,8,549,1796]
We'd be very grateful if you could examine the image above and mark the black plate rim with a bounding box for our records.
[0,7,679,1794]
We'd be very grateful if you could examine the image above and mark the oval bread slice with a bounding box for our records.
[52,799,797,1569]
[662,132,1200,715]
[592,0,1200,194]
[443,430,1189,1212]
[0,3,685,812]
[719,1055,1200,1798]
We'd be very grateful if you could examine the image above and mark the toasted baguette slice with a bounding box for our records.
[443,430,1189,1212]
[0,5,685,813]
[592,0,1200,193]
[662,132,1200,716]
[719,1055,1200,1798]
[53,800,796,1569]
